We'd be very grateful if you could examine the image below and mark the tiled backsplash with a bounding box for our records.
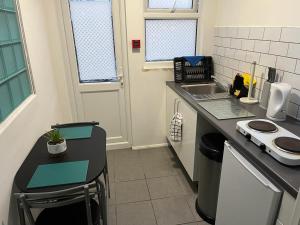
[213,26,300,120]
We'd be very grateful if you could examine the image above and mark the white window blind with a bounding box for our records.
[145,20,197,62]
[69,0,117,83]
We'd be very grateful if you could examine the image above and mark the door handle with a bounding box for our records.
[117,74,124,86]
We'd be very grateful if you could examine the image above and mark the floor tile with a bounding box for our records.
[147,176,187,199]
[140,147,173,162]
[186,194,203,222]
[176,169,198,195]
[180,222,209,225]
[115,163,145,181]
[152,197,196,225]
[143,159,179,178]
[108,182,116,205]
[108,205,117,225]
[114,150,145,181]
[116,201,157,225]
[115,180,150,204]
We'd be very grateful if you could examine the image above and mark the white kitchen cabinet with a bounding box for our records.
[166,86,197,180]
[215,141,282,225]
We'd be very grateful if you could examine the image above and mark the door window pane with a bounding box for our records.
[145,20,197,61]
[69,0,117,83]
[0,3,32,123]
[148,0,193,9]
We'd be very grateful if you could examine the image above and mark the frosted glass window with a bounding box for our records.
[148,0,193,9]
[69,0,117,83]
[145,20,197,61]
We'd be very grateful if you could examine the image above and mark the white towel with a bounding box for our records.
[169,112,183,142]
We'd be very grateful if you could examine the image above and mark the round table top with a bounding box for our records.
[14,126,106,193]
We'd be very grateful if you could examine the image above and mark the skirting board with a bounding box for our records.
[132,143,168,150]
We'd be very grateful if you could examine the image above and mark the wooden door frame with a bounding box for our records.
[55,0,133,150]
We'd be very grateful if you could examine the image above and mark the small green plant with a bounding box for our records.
[45,129,64,145]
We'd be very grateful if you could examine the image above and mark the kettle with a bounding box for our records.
[267,83,292,121]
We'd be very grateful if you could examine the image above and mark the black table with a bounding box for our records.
[14,126,107,193]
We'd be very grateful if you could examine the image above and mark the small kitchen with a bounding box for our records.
[1,1,300,225]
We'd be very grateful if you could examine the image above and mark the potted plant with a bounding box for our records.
[45,129,67,155]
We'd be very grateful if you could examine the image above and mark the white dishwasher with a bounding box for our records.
[215,141,282,225]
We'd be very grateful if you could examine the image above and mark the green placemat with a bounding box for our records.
[58,126,93,140]
[27,160,89,189]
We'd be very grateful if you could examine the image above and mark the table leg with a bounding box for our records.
[17,199,26,225]
[99,181,107,225]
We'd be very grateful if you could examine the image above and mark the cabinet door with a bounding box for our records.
[216,142,282,225]
[176,98,197,179]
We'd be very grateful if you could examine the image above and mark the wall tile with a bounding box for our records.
[245,51,260,63]
[215,64,224,74]
[222,38,231,47]
[227,27,238,38]
[249,27,265,40]
[242,39,255,51]
[287,102,299,119]
[263,27,282,41]
[259,54,276,67]
[218,27,226,37]
[213,55,221,64]
[230,39,242,49]
[214,27,220,37]
[220,57,229,66]
[290,89,300,105]
[223,67,233,78]
[225,48,236,58]
[296,60,300,74]
[276,56,297,73]
[239,61,251,73]
[287,43,300,59]
[255,65,267,78]
[214,37,222,46]
[217,47,225,56]
[254,40,270,53]
[269,42,289,56]
[237,27,250,39]
[234,50,246,61]
[227,58,239,70]
[282,72,300,89]
[281,27,300,43]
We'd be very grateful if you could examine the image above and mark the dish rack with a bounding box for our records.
[174,56,214,83]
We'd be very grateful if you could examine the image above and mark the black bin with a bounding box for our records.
[196,133,226,224]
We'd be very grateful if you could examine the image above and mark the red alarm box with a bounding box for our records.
[132,40,141,49]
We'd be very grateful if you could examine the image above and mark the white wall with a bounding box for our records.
[216,0,300,27]
[0,0,70,224]
[125,0,217,149]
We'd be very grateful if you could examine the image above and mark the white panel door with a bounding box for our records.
[60,0,131,150]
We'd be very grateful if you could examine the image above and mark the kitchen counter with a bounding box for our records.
[167,81,300,198]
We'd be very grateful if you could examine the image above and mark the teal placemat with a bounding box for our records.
[27,160,89,189]
[58,126,93,140]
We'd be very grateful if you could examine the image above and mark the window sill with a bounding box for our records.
[143,61,174,71]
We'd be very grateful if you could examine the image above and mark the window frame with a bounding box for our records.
[143,0,202,69]
[0,0,35,123]
[144,0,199,13]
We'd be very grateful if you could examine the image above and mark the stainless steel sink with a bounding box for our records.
[181,83,230,101]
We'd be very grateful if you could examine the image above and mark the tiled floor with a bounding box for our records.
[106,147,209,225]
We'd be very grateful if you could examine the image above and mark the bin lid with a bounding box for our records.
[200,133,226,162]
